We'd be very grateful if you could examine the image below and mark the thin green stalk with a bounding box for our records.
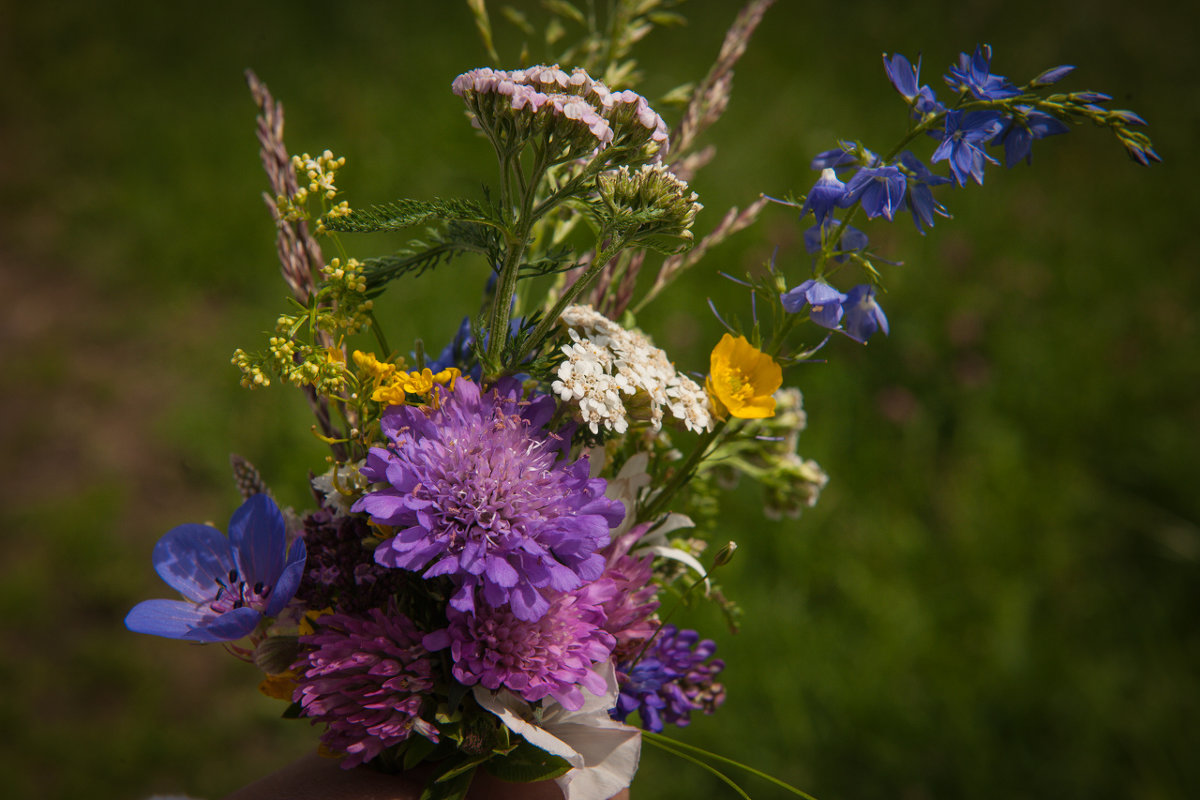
[642,736,753,800]
[486,146,552,367]
[638,419,728,522]
[507,234,626,367]
[643,732,820,800]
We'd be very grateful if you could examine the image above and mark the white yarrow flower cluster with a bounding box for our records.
[553,305,713,435]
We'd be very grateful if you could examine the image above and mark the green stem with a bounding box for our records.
[638,419,728,522]
[642,733,820,800]
[507,233,627,368]
[486,146,552,369]
[642,736,753,800]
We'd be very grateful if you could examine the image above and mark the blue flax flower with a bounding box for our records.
[882,52,943,117]
[800,168,847,226]
[802,218,869,264]
[896,151,951,233]
[931,110,1003,186]
[125,495,306,642]
[841,285,890,343]
[993,107,1070,167]
[781,278,847,329]
[944,44,1021,100]
[843,165,907,221]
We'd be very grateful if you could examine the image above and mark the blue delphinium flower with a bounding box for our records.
[993,107,1071,167]
[781,278,847,329]
[931,109,1004,186]
[944,44,1021,100]
[841,284,890,343]
[125,495,306,642]
[896,151,952,233]
[843,165,907,221]
[800,168,847,226]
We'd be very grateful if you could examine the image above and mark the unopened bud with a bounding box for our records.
[712,540,738,568]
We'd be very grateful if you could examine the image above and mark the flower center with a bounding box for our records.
[209,568,272,614]
[724,369,755,404]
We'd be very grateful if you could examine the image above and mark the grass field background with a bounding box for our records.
[2,1,1196,798]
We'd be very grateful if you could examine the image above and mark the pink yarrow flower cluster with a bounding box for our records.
[452,65,669,154]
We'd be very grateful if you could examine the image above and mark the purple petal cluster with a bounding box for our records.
[597,553,660,653]
[354,378,623,622]
[295,509,413,616]
[423,580,618,711]
[293,607,438,769]
[125,495,306,642]
[613,625,726,733]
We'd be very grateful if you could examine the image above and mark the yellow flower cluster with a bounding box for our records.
[293,149,346,200]
[352,351,460,407]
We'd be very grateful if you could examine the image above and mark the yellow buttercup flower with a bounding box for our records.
[706,334,782,419]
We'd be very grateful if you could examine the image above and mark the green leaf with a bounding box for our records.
[419,762,479,800]
[484,738,573,783]
[323,198,500,234]
[403,734,440,771]
[362,223,501,291]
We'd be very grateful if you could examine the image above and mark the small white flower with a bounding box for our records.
[553,305,713,435]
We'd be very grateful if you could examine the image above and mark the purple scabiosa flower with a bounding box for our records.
[354,378,623,622]
[993,107,1071,167]
[613,625,725,733]
[293,606,438,768]
[843,165,907,221]
[424,581,618,711]
[944,44,1021,100]
[781,278,848,329]
[931,110,1004,186]
[802,218,870,264]
[841,284,890,343]
[896,151,952,233]
[800,168,847,227]
[125,495,306,642]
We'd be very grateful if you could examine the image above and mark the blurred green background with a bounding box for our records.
[2,0,1196,798]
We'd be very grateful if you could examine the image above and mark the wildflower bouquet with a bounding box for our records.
[124,2,1156,798]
